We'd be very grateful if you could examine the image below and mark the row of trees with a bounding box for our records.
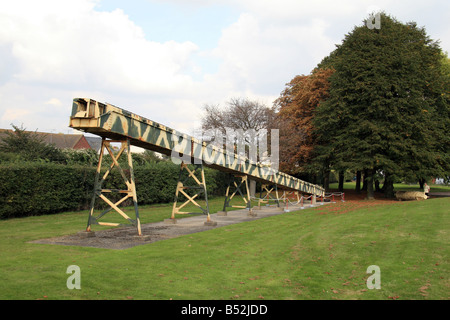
[200,13,450,199]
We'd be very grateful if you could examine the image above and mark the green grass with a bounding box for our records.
[393,183,450,192]
[0,196,448,300]
[329,181,450,193]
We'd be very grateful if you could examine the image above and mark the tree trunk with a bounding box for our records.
[366,169,375,200]
[323,168,330,191]
[362,169,368,191]
[419,178,425,189]
[375,179,381,192]
[338,170,344,192]
[382,172,395,198]
[355,170,361,193]
[384,179,395,198]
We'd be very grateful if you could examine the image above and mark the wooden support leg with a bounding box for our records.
[86,138,105,232]
[221,174,255,217]
[85,139,141,235]
[126,140,141,236]
[168,162,214,225]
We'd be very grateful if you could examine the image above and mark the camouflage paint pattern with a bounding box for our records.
[70,98,325,197]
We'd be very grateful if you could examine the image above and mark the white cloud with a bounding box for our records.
[0,0,204,132]
[0,0,448,135]
[206,12,334,100]
[202,0,450,104]
[0,1,199,95]
[45,98,62,107]
[1,108,31,122]
[231,0,360,22]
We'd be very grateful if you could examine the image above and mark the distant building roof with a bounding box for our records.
[0,129,94,150]
[85,136,103,152]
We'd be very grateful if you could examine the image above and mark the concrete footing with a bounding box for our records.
[164,218,177,224]
[133,235,152,241]
[247,210,257,217]
[217,211,227,216]
[78,231,96,238]
[204,220,218,226]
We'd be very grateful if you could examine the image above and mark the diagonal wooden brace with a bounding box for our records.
[86,138,141,235]
[258,184,281,208]
[170,162,211,223]
[222,174,252,212]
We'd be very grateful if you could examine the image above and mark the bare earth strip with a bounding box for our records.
[30,203,325,250]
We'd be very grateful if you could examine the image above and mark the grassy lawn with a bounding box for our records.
[329,181,450,193]
[0,195,448,300]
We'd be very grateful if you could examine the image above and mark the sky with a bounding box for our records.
[0,0,449,137]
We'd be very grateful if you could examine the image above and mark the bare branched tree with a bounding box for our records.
[201,98,275,134]
[200,98,277,196]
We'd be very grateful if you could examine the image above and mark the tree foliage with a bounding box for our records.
[1,124,66,163]
[276,13,449,198]
[275,68,334,176]
[313,13,449,198]
[201,97,276,134]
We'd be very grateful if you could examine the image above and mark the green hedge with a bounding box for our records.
[0,162,229,219]
[0,163,93,218]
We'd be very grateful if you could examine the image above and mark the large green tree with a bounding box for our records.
[313,13,449,199]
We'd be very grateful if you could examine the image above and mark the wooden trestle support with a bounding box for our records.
[86,138,142,236]
[167,162,215,226]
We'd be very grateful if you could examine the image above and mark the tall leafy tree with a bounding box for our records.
[275,68,334,185]
[313,13,449,199]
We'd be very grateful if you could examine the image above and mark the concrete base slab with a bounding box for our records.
[247,211,257,217]
[133,235,153,241]
[77,231,96,238]
[216,211,227,216]
[32,201,333,250]
[164,218,177,224]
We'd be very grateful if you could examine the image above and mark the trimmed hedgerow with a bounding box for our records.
[0,161,228,219]
[0,163,93,218]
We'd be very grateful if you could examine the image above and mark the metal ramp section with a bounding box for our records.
[70,98,325,235]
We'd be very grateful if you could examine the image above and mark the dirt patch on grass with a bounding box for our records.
[30,205,301,250]
[31,225,175,250]
[312,190,400,215]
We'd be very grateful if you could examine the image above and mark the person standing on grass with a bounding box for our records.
[424,183,430,199]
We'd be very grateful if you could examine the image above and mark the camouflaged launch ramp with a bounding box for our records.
[70,98,325,235]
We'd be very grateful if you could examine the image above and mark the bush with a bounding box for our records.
[0,125,67,163]
[0,163,95,219]
[0,161,230,219]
